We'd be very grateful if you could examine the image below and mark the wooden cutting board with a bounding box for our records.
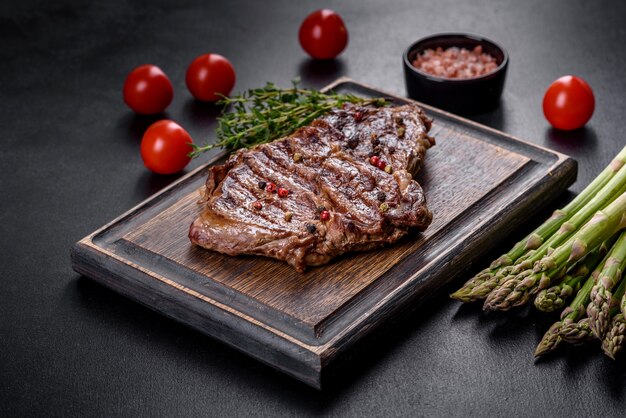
[71,78,576,389]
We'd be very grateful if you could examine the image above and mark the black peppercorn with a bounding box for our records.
[258,180,267,190]
[306,224,317,234]
[347,138,359,149]
[377,192,386,202]
[316,205,326,213]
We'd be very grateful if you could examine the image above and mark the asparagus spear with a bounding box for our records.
[602,314,626,359]
[466,161,626,304]
[601,277,626,359]
[534,190,626,273]
[451,146,626,302]
[472,266,521,300]
[485,192,626,311]
[534,237,614,312]
[485,267,560,311]
[535,264,603,357]
[518,176,626,280]
[587,231,626,338]
[453,264,516,302]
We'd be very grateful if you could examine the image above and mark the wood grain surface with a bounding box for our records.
[71,79,577,389]
[124,126,529,331]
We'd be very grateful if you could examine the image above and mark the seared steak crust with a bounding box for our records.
[189,103,435,272]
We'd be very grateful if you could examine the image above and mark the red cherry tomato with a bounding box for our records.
[140,120,193,174]
[299,9,348,59]
[542,75,595,130]
[123,65,173,114]
[185,54,236,102]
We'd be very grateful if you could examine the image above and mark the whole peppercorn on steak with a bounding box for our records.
[189,103,435,272]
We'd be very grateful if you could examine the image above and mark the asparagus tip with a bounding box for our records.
[535,322,563,357]
[450,290,470,302]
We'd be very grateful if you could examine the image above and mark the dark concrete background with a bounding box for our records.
[1,0,625,416]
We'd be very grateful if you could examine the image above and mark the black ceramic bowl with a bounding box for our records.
[403,33,508,115]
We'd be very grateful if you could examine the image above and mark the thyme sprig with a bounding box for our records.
[189,79,389,158]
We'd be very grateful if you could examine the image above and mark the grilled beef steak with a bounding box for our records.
[189,103,435,272]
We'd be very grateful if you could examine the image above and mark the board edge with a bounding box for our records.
[70,240,325,390]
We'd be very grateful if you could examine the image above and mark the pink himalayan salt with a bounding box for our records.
[413,45,498,79]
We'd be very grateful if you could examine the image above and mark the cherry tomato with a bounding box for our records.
[185,54,236,102]
[140,120,193,174]
[299,9,348,59]
[542,75,595,130]
[123,65,173,114]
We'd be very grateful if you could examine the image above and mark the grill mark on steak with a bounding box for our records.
[189,103,434,272]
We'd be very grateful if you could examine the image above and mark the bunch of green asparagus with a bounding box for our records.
[451,146,626,359]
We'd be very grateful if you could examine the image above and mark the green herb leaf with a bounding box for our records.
[188,79,389,158]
